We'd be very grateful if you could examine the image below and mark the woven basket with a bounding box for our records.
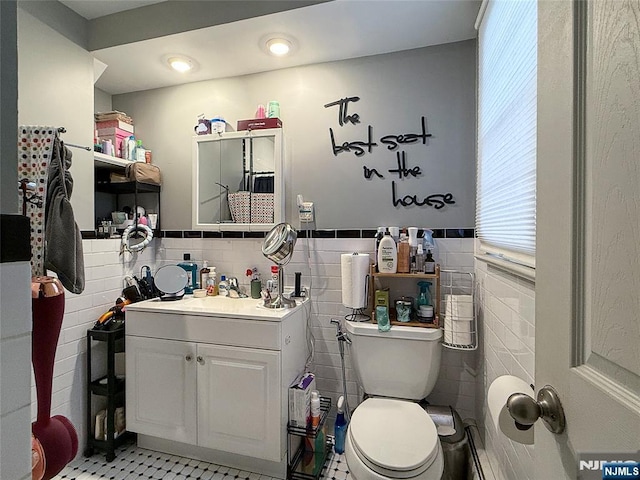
[228,192,274,223]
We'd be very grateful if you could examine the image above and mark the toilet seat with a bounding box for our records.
[348,398,440,478]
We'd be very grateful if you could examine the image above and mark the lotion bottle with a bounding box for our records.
[310,390,321,427]
[377,229,397,274]
[218,275,229,297]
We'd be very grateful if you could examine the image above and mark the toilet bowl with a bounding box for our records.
[345,398,444,480]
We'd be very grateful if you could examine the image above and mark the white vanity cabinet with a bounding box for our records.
[125,297,307,477]
[126,337,197,444]
[196,343,280,459]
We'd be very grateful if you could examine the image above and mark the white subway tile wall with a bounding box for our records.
[475,256,535,480]
[44,235,477,463]
[1,261,33,480]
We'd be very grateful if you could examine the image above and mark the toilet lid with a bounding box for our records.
[349,398,440,477]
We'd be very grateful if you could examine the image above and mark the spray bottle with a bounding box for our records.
[417,281,434,322]
[422,228,438,269]
[334,396,348,454]
[417,281,432,307]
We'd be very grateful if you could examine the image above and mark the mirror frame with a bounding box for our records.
[192,128,284,231]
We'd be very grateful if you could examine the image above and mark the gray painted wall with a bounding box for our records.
[114,40,476,230]
[1,1,18,213]
[17,8,94,229]
[94,87,112,114]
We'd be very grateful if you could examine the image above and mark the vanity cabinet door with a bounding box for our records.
[196,344,281,461]
[126,336,197,444]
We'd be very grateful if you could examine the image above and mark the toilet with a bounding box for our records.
[344,320,444,480]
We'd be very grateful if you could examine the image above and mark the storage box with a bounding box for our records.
[236,117,282,131]
[96,119,134,133]
[288,372,316,427]
[97,127,132,159]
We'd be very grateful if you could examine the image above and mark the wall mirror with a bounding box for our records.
[192,129,283,231]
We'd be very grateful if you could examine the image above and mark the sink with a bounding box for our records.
[126,294,305,321]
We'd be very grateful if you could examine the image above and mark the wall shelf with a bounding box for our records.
[369,264,441,328]
[94,152,161,233]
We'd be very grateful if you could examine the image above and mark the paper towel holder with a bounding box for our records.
[506,385,566,434]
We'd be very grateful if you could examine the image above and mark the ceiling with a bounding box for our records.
[61,1,481,96]
[60,0,168,20]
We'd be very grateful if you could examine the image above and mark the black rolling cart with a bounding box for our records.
[84,325,131,461]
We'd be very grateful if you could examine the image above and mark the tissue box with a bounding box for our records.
[288,372,316,427]
[237,118,282,131]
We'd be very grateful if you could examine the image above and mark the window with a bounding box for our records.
[476,0,537,271]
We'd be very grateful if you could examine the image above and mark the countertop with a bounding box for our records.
[125,295,307,321]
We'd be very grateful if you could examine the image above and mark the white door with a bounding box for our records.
[536,1,640,478]
[126,336,198,444]
[196,343,281,461]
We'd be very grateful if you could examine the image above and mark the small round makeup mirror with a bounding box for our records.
[262,223,297,308]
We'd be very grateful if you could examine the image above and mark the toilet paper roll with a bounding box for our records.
[487,375,535,445]
[444,294,474,345]
[341,253,370,309]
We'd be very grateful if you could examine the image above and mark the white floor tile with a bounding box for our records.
[54,434,487,480]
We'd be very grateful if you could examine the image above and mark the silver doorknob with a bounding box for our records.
[506,385,566,434]
[197,356,204,365]
[185,354,193,362]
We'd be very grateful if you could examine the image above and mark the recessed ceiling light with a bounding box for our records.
[167,56,193,72]
[266,38,292,56]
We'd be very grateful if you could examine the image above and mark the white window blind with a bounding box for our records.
[476,0,537,265]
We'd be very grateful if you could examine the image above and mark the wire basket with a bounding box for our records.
[440,269,477,350]
[228,192,274,223]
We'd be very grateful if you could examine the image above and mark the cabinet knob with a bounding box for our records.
[185,354,193,362]
[197,356,204,364]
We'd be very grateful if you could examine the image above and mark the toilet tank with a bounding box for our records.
[344,320,442,400]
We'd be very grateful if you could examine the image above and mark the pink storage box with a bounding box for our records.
[96,120,134,133]
[97,127,132,158]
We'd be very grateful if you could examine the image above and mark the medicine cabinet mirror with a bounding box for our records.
[192,129,283,231]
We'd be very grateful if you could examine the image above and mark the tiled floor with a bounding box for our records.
[53,441,349,480]
[55,427,491,480]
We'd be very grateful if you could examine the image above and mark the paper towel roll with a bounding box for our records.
[487,375,535,445]
[341,253,370,309]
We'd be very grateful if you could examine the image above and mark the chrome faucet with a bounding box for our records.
[226,277,248,298]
